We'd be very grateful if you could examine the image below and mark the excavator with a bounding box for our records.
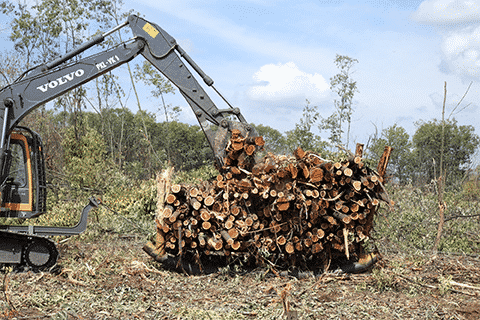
[0,15,256,271]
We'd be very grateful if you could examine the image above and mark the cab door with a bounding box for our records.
[2,132,34,216]
[1,128,47,218]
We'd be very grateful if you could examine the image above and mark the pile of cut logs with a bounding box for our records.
[147,130,392,271]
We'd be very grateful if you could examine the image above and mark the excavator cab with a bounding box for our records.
[0,127,47,219]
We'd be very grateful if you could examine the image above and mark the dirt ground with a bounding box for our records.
[1,232,479,320]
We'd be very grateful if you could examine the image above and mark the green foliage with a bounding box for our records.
[366,120,479,188]
[368,124,413,183]
[437,275,453,296]
[285,100,327,154]
[134,61,175,97]
[320,54,358,148]
[462,179,480,201]
[35,197,88,227]
[134,60,179,122]
[2,0,102,65]
[84,108,153,177]
[155,121,214,172]
[1,0,128,137]
[84,109,214,179]
[374,184,480,255]
[90,0,134,28]
[35,164,218,231]
[461,165,480,200]
[1,1,39,66]
[0,50,24,86]
[319,112,342,147]
[22,104,215,185]
[371,268,397,292]
[173,163,219,185]
[101,178,157,221]
[252,123,287,155]
[412,118,479,187]
[62,126,113,190]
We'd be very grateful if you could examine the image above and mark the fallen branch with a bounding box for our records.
[396,273,478,297]
[450,280,480,291]
[444,213,480,223]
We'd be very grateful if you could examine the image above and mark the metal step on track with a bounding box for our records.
[0,197,99,271]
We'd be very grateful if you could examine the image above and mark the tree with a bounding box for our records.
[62,126,112,191]
[320,54,358,148]
[285,100,326,154]
[0,50,23,86]
[368,124,413,183]
[1,2,40,67]
[21,108,66,193]
[155,121,213,172]
[411,118,479,187]
[1,0,118,64]
[1,0,113,137]
[83,107,138,169]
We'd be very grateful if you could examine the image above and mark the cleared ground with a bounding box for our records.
[1,226,479,320]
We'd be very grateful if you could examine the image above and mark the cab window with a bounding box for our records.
[8,141,27,187]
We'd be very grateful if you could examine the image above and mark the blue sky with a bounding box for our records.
[1,0,480,150]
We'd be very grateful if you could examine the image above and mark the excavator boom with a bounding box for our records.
[0,15,255,270]
[0,15,254,174]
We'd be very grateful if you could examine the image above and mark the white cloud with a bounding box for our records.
[441,25,480,78]
[413,0,480,24]
[413,1,480,79]
[247,62,330,102]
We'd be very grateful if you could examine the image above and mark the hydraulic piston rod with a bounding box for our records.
[44,21,129,71]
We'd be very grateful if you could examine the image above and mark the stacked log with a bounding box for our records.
[149,132,392,271]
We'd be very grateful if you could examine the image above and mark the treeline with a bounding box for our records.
[368,121,479,188]
[20,108,214,189]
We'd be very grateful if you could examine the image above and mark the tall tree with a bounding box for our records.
[62,125,112,191]
[0,50,23,86]
[1,1,41,67]
[320,54,358,148]
[411,118,479,187]
[1,0,108,137]
[155,121,213,172]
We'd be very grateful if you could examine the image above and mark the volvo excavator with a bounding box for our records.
[0,15,256,271]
